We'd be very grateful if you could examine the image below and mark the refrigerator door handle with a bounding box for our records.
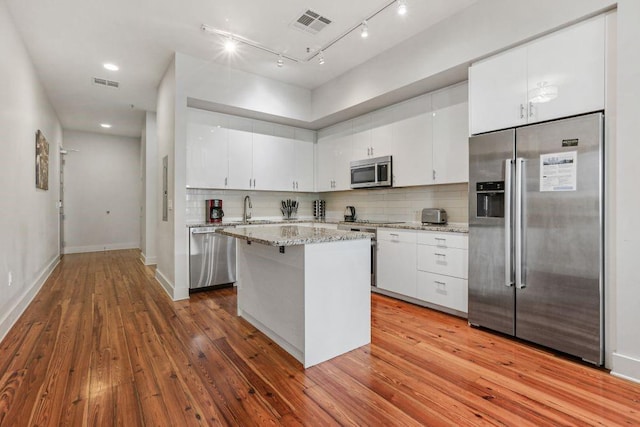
[504,159,513,287]
[515,157,526,289]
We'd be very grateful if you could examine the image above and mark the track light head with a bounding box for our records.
[224,36,237,52]
[277,55,284,68]
[318,51,325,65]
[361,21,369,38]
[397,0,407,15]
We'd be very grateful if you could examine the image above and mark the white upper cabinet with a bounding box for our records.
[527,16,605,123]
[294,129,315,192]
[469,15,605,135]
[469,48,528,134]
[186,110,229,189]
[186,109,316,192]
[316,121,353,192]
[392,94,433,187]
[226,116,254,190]
[352,115,373,159]
[252,133,295,191]
[432,82,469,184]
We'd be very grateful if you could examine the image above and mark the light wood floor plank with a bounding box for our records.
[0,249,638,426]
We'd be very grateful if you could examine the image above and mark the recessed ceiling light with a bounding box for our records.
[103,63,119,71]
[100,123,112,128]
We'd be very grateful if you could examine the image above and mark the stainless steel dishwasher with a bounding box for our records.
[189,226,236,291]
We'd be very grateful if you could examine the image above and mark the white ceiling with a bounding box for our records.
[5,0,476,138]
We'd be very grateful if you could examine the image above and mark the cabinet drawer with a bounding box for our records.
[417,271,468,313]
[417,245,467,279]
[378,228,417,244]
[417,231,467,249]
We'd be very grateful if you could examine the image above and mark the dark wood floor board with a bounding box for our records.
[370,324,551,426]
[0,322,45,425]
[1,250,640,427]
[184,296,339,426]
[306,361,428,426]
[331,348,499,427]
[1,302,64,425]
[26,299,84,427]
[140,288,284,425]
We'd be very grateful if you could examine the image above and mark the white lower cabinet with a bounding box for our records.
[376,228,468,316]
[376,229,417,298]
[416,272,468,313]
[416,231,468,314]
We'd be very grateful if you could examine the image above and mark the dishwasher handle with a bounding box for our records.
[191,228,222,235]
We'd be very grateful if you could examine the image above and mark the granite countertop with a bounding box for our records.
[376,222,468,234]
[216,225,372,247]
[187,218,336,228]
[187,219,468,234]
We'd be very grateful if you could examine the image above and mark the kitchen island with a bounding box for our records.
[217,225,372,368]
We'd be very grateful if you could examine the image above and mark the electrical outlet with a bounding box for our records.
[8,271,12,287]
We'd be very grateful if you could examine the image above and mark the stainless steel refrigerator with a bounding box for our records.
[468,112,604,365]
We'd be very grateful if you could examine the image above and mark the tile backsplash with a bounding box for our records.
[186,183,468,224]
[321,183,469,223]
[186,189,320,223]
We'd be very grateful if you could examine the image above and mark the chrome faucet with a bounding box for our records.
[243,195,252,222]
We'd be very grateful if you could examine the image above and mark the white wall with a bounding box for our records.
[141,112,158,265]
[0,2,62,340]
[62,130,141,253]
[155,57,178,298]
[611,0,640,383]
[179,52,312,124]
[311,0,615,121]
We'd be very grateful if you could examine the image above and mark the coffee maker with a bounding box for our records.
[206,199,224,223]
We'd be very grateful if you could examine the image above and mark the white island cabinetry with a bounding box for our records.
[218,225,371,368]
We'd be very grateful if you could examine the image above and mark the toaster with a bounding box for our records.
[421,208,447,224]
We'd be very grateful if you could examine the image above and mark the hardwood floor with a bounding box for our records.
[1,250,639,426]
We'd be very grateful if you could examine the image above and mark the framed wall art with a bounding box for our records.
[35,129,49,190]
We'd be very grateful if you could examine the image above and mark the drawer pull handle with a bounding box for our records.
[435,237,446,241]
[434,280,446,286]
[434,253,446,257]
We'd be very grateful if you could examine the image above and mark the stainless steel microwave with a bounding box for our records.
[350,155,392,189]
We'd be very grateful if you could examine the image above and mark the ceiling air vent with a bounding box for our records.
[92,77,119,88]
[292,9,332,35]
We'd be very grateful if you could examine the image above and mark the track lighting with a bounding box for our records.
[202,0,408,66]
[361,21,369,38]
[397,0,407,15]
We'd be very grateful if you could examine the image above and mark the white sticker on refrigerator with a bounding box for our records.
[540,151,577,192]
